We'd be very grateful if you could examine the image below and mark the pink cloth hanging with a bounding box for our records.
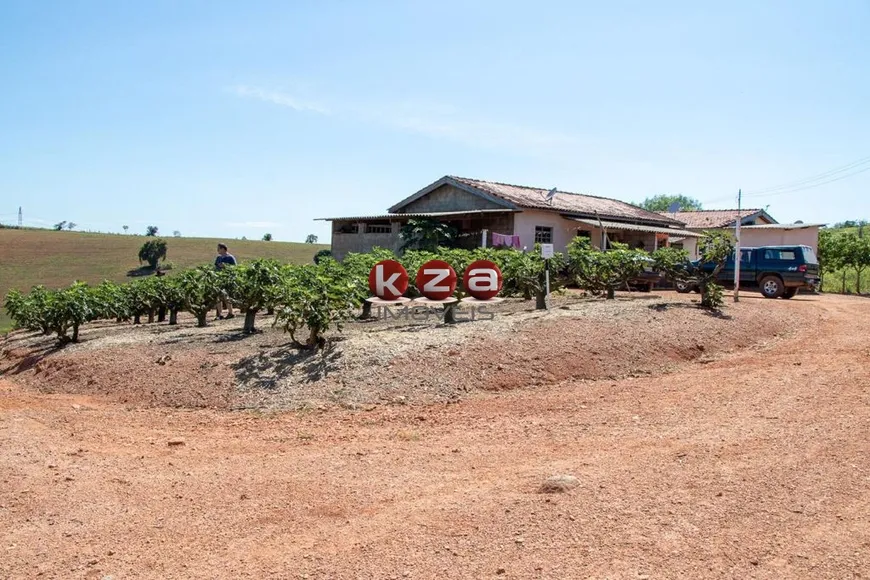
[492,232,521,248]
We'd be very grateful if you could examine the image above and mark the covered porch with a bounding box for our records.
[566,217,704,254]
[318,209,519,260]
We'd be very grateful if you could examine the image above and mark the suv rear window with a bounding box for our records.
[801,246,818,264]
[764,249,797,261]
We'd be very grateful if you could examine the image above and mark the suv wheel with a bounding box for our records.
[760,276,785,299]
[675,281,692,293]
[782,287,798,299]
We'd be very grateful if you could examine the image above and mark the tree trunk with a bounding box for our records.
[606,287,615,300]
[858,269,863,295]
[72,324,79,343]
[134,314,141,325]
[243,309,257,333]
[444,303,457,324]
[266,306,274,315]
[169,309,178,325]
[535,290,547,309]
[842,271,847,294]
[360,301,372,319]
[115,317,122,323]
[157,306,166,323]
[147,310,155,324]
[196,312,207,328]
[307,326,321,348]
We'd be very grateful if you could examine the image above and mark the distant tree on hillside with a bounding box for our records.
[146,225,159,236]
[305,234,318,244]
[53,221,66,231]
[173,230,181,237]
[66,222,77,231]
[122,225,129,234]
[832,219,868,229]
[262,233,273,241]
[636,194,703,212]
[138,238,168,269]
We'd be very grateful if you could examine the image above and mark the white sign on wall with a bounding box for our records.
[540,243,554,259]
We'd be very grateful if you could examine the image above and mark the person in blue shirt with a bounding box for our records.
[214,243,237,319]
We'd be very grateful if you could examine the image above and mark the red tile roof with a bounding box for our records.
[447,176,681,226]
[660,209,766,229]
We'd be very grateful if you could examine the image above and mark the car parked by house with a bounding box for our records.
[675,245,820,298]
[627,255,662,292]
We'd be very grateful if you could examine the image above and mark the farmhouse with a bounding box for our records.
[662,209,824,257]
[318,176,702,260]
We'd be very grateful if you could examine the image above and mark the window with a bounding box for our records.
[336,223,359,234]
[365,222,392,234]
[802,246,818,264]
[575,230,591,239]
[534,226,553,244]
[764,249,797,261]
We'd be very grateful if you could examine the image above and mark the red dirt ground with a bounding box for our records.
[1,293,868,579]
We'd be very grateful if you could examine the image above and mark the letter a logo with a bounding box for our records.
[462,260,503,300]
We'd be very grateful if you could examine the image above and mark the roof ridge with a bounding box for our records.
[450,175,610,201]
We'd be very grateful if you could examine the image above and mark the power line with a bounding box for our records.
[745,164,870,199]
[743,154,870,197]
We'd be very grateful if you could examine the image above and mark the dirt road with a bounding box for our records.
[1,294,868,579]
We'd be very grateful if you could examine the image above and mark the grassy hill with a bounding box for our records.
[0,228,329,331]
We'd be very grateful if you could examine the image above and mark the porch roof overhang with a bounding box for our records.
[315,209,519,221]
[567,217,704,238]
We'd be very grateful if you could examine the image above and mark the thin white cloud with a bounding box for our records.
[230,85,330,115]
[226,221,282,229]
[230,85,577,156]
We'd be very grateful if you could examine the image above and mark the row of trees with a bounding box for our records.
[4,232,731,348]
[819,229,870,294]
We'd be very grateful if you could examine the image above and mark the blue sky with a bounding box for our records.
[1,0,868,242]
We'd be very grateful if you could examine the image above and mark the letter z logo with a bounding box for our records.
[416,260,457,300]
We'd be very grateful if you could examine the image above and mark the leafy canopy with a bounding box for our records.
[138,238,168,269]
[635,194,703,212]
[399,218,457,252]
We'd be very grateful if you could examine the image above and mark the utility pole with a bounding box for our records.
[18,206,22,227]
[734,189,742,302]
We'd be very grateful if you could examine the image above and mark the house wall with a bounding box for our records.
[681,238,699,259]
[330,221,402,261]
[739,227,820,253]
[400,185,506,213]
[512,210,602,252]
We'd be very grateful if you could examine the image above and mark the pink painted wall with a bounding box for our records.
[740,227,820,254]
[511,210,602,253]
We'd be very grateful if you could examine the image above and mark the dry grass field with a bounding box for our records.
[0,228,328,330]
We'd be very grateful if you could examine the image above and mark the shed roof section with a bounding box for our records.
[740,223,825,230]
[659,209,775,229]
[314,209,518,221]
[567,217,704,237]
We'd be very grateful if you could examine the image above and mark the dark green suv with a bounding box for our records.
[676,245,820,299]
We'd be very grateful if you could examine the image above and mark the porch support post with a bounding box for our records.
[481,229,487,248]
